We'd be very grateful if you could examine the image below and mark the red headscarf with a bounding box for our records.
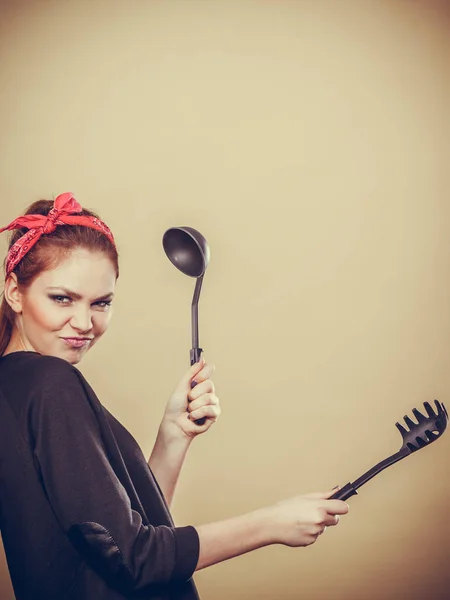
[0,192,116,277]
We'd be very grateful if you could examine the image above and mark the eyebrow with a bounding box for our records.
[46,287,115,301]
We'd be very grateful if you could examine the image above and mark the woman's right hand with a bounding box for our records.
[195,487,349,571]
[264,488,349,547]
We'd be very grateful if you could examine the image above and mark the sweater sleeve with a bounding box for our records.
[29,358,199,594]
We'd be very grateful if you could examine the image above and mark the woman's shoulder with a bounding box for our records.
[1,350,78,377]
[0,352,99,427]
[0,351,88,399]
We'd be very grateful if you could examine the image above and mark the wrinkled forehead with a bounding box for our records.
[31,248,116,297]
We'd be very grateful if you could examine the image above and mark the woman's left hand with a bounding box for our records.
[162,357,221,439]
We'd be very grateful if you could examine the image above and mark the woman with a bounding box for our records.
[0,193,348,600]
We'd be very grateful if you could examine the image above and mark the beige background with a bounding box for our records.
[0,0,449,598]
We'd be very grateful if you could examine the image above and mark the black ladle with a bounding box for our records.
[331,400,448,501]
[163,226,210,425]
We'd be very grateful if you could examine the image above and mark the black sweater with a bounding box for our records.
[0,351,200,600]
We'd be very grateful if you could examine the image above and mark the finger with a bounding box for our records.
[188,393,219,413]
[322,486,341,499]
[305,533,320,546]
[189,404,221,422]
[317,516,339,537]
[189,379,215,400]
[187,394,220,412]
[192,362,216,385]
[324,514,340,527]
[323,500,349,515]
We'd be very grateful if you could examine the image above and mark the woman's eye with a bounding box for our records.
[50,295,71,304]
[94,301,112,309]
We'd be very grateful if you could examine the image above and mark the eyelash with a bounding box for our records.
[49,295,112,308]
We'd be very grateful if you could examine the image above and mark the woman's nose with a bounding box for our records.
[69,307,93,333]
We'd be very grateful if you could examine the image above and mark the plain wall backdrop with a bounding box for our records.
[0,0,449,598]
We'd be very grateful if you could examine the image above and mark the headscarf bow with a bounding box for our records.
[0,192,115,276]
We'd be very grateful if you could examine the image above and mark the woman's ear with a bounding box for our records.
[4,274,23,314]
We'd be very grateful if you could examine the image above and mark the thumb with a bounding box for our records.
[177,356,205,389]
[303,486,340,500]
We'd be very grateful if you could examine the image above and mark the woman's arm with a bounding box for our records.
[195,490,349,570]
[148,359,220,506]
[147,424,192,507]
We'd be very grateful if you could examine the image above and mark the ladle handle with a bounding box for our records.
[190,348,206,426]
[330,482,358,501]
[330,448,410,501]
[190,348,203,365]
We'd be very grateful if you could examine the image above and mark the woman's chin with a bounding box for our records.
[65,348,90,365]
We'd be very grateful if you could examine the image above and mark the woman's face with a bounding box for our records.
[7,248,117,364]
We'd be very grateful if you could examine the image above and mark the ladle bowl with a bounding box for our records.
[163,227,210,278]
